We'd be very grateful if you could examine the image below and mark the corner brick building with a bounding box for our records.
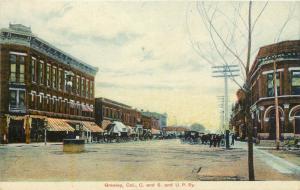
[0,24,102,143]
[231,40,300,140]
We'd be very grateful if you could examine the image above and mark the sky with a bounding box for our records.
[0,0,299,131]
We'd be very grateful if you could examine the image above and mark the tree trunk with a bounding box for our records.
[245,88,255,181]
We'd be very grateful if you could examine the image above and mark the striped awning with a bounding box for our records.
[47,118,75,132]
[81,121,104,133]
[151,128,161,135]
[101,120,112,130]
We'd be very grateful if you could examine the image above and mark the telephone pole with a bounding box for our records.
[217,96,225,133]
[212,65,239,149]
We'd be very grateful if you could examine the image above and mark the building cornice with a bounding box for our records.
[0,24,98,76]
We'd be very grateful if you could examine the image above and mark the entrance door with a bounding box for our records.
[8,120,25,143]
[295,111,300,134]
[269,110,282,140]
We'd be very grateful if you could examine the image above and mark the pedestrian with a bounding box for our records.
[213,135,217,147]
[217,135,221,147]
[231,133,235,146]
[209,135,213,147]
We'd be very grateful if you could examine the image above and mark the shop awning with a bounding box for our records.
[81,121,104,133]
[151,128,161,135]
[127,125,136,134]
[47,118,75,132]
[101,120,112,130]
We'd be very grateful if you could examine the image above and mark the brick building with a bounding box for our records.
[231,40,300,140]
[0,24,102,143]
[141,111,167,130]
[95,97,142,131]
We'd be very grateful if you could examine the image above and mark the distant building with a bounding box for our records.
[94,97,142,130]
[141,111,167,130]
[230,40,300,140]
[0,24,101,143]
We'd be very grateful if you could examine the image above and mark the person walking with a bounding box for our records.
[231,133,235,146]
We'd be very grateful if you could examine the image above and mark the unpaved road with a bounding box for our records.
[0,140,299,181]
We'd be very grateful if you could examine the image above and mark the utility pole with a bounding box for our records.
[217,96,225,133]
[212,65,239,149]
[273,60,280,150]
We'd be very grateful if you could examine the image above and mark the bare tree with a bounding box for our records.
[186,1,296,181]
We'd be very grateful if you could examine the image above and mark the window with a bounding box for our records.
[9,55,17,82]
[81,77,85,96]
[9,90,17,107]
[38,61,44,84]
[9,53,26,83]
[19,91,25,107]
[9,89,25,111]
[19,56,25,83]
[90,81,93,98]
[58,69,62,90]
[86,79,89,97]
[267,73,280,97]
[52,67,57,88]
[76,76,80,95]
[46,64,51,86]
[31,57,36,82]
[292,71,300,95]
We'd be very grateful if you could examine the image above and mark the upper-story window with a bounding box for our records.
[58,69,62,90]
[9,53,25,83]
[52,66,57,89]
[9,89,25,111]
[19,56,25,83]
[38,61,44,85]
[267,72,280,97]
[46,64,51,86]
[86,79,89,97]
[90,81,94,98]
[31,57,37,82]
[9,54,17,82]
[81,77,85,97]
[76,75,80,95]
[292,71,300,95]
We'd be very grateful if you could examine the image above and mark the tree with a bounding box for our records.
[186,1,296,181]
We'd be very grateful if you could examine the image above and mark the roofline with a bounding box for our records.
[0,24,98,76]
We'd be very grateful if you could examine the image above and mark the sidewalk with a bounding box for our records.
[234,141,300,175]
[0,142,62,147]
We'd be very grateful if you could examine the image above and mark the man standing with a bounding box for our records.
[231,133,235,146]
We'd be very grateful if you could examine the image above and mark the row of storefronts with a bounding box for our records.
[230,40,300,140]
[0,24,167,144]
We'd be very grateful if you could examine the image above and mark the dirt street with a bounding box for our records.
[0,140,299,181]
